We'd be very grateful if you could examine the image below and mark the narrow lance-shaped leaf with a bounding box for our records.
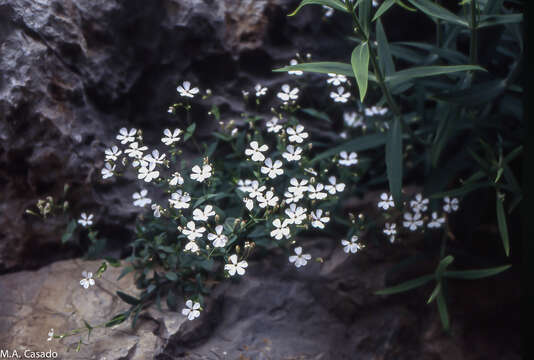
[427,282,441,304]
[359,0,372,36]
[351,42,370,102]
[496,191,510,256]
[444,264,511,279]
[407,0,469,27]
[436,291,450,331]
[375,274,434,295]
[289,0,349,17]
[385,65,486,84]
[376,19,395,77]
[386,117,403,208]
[372,0,396,21]
[274,62,378,82]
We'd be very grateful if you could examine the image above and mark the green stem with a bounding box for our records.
[469,0,478,65]
[436,0,442,47]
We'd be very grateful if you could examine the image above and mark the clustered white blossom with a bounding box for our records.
[79,271,95,289]
[341,235,364,254]
[78,213,94,227]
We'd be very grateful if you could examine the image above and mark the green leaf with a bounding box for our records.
[444,264,511,279]
[372,0,396,21]
[351,42,370,102]
[385,117,403,207]
[310,133,387,164]
[274,61,353,77]
[430,182,489,198]
[116,291,141,305]
[406,0,469,26]
[477,13,523,28]
[301,108,331,123]
[105,312,129,328]
[375,274,434,295]
[184,123,196,141]
[496,192,510,256]
[430,103,452,167]
[61,220,77,244]
[436,292,450,331]
[289,0,349,16]
[359,0,372,36]
[376,19,396,77]
[385,65,486,84]
[166,289,177,310]
[165,272,179,282]
[435,255,454,278]
[394,41,468,64]
[431,79,506,106]
[427,282,441,304]
[117,266,134,280]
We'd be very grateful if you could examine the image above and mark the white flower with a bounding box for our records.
[116,127,137,144]
[101,162,115,179]
[80,271,95,289]
[330,87,350,103]
[125,142,148,159]
[245,141,269,162]
[151,204,162,218]
[286,125,309,143]
[282,145,303,162]
[270,218,291,240]
[182,300,201,320]
[325,176,345,194]
[428,212,445,229]
[261,158,284,179]
[184,240,199,252]
[169,190,191,209]
[143,149,166,165]
[177,81,199,98]
[322,5,334,17]
[190,164,212,182]
[192,205,216,222]
[277,84,300,102]
[443,197,459,213]
[372,0,379,7]
[344,112,366,129]
[403,212,423,231]
[410,193,429,213]
[161,128,182,145]
[307,183,327,200]
[287,59,303,76]
[289,247,312,268]
[132,189,152,207]
[255,84,268,97]
[341,235,364,254]
[169,172,184,186]
[243,197,254,211]
[338,151,358,166]
[207,225,228,248]
[285,203,307,225]
[258,190,279,208]
[47,328,54,341]
[266,117,283,133]
[339,131,348,139]
[284,191,304,204]
[310,209,330,229]
[78,213,94,227]
[181,221,206,241]
[138,162,160,183]
[326,73,347,86]
[383,223,397,243]
[248,181,266,199]
[378,192,394,210]
[365,105,388,116]
[105,145,122,162]
[237,179,253,193]
[225,254,248,276]
[287,178,308,195]
[304,167,318,176]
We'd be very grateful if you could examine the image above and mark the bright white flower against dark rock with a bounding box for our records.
[177,81,199,98]
[325,176,345,194]
[330,87,350,103]
[144,149,166,165]
[341,235,364,253]
[192,205,216,222]
[184,240,199,252]
[225,254,248,276]
[80,271,95,289]
[243,197,254,211]
[289,247,312,268]
[125,142,148,159]
[105,145,122,162]
[282,145,303,162]
[443,196,459,213]
[47,329,54,341]
[258,190,279,208]
[383,223,397,243]
[307,183,327,200]
[286,125,309,143]
[169,172,184,186]
[364,105,388,116]
[339,131,348,139]
[284,191,304,204]
[181,221,206,241]
[161,128,182,145]
[261,158,284,179]
[248,181,266,199]
[322,5,334,17]
[378,192,394,210]
[403,212,423,231]
[190,164,212,182]
[169,190,191,209]
[287,178,308,195]
[277,84,300,102]
[266,117,283,133]
[245,141,269,162]
[428,212,446,229]
[151,204,162,218]
[207,225,228,248]
[138,162,159,183]
[287,59,303,76]
[116,127,137,144]
[372,0,379,7]
[270,218,291,240]
[338,151,358,166]
[344,112,366,129]
[255,84,268,97]
[237,179,253,193]
[410,193,429,213]
[101,162,116,179]
[311,209,330,229]
[132,189,152,207]
[78,213,94,227]
[285,203,307,225]
[182,300,201,320]
[327,73,348,86]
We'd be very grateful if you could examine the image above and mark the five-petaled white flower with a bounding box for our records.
[169,172,184,186]
[138,162,159,182]
[255,84,268,97]
[116,127,137,144]
[282,145,303,162]
[168,190,191,209]
[428,212,446,229]
[365,106,388,116]
[184,240,199,252]
[248,181,266,199]
[261,158,284,179]
[443,197,459,213]
[341,235,364,254]
[237,179,253,193]
[330,87,350,103]
[378,193,394,210]
[182,300,201,320]
[287,178,308,195]
[125,142,148,159]
[383,223,397,243]
[101,162,116,179]
[410,193,429,213]
[286,125,309,143]
[190,164,212,182]
[151,204,162,218]
[289,247,312,268]
[277,84,300,102]
[245,141,269,162]
[271,218,291,240]
[284,191,304,204]
[192,205,216,222]
[287,59,303,76]
[144,150,166,165]
[344,112,366,129]
[258,190,279,208]
[177,81,199,98]
[161,128,182,145]
[243,197,254,211]
[132,189,152,207]
[325,176,345,194]
[47,329,54,342]
[403,212,423,231]
[105,146,122,162]
[307,183,328,200]
[266,117,283,133]
[327,73,348,86]
[207,225,228,248]
[338,151,358,166]
[80,271,95,289]
[181,221,206,241]
[310,209,330,229]
[78,213,94,227]
[225,254,248,276]
[285,203,307,225]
